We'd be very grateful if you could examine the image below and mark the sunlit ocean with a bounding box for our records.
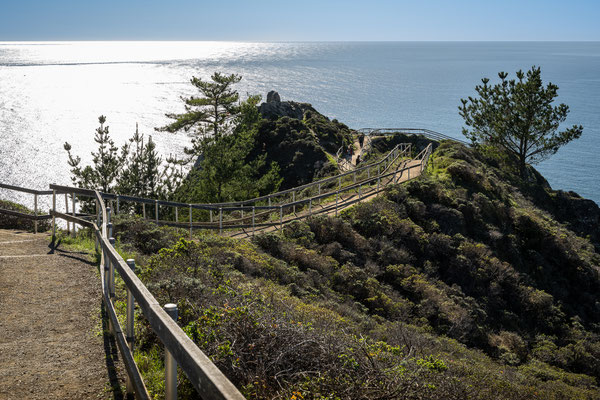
[1,41,599,210]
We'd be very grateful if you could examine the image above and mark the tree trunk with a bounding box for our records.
[519,156,527,178]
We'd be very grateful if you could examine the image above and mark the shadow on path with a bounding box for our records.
[101,305,127,400]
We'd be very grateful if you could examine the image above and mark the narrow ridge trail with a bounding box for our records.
[0,229,125,400]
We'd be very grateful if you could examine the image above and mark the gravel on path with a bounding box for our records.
[0,229,126,400]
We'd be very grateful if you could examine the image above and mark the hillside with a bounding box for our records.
[172,92,355,204]
[112,139,600,399]
[250,91,355,189]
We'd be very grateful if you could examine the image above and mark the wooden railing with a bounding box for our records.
[0,128,442,399]
[65,143,415,239]
[357,127,469,145]
[49,185,246,400]
[0,183,53,233]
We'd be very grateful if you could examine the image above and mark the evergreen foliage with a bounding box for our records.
[459,66,583,176]
[64,115,120,193]
[64,116,183,211]
[156,72,242,159]
[174,95,282,203]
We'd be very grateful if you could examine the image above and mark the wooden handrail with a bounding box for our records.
[49,187,246,399]
[4,128,442,399]
[0,182,53,195]
[358,127,469,145]
[0,183,54,233]
[0,208,52,220]
[50,144,411,212]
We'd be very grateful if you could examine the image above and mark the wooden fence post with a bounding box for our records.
[71,193,76,238]
[95,199,99,253]
[65,193,69,233]
[34,193,38,234]
[164,304,178,400]
[52,189,56,240]
[109,237,116,300]
[125,259,136,397]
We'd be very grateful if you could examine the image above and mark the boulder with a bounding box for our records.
[266,90,281,103]
[259,91,314,121]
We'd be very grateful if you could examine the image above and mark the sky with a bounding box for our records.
[0,0,598,41]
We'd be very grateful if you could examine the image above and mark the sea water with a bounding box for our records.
[0,41,598,209]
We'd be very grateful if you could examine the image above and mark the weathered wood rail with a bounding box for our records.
[49,186,246,400]
[0,127,447,399]
[0,183,53,233]
[357,127,469,145]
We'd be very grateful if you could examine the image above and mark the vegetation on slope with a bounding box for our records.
[246,108,354,191]
[107,140,599,399]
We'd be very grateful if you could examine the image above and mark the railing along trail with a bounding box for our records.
[48,185,246,400]
[0,127,451,399]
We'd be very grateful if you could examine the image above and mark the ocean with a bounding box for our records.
[0,41,598,210]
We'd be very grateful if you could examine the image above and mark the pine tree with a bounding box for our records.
[64,115,122,193]
[156,72,242,159]
[66,118,184,214]
[459,66,583,176]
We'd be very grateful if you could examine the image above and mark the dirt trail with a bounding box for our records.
[351,137,362,165]
[0,229,125,400]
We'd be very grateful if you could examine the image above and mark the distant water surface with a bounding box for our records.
[0,41,598,209]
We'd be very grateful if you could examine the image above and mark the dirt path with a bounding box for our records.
[351,137,362,165]
[0,229,126,400]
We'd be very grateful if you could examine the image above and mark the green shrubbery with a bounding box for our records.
[98,139,600,398]
[119,223,599,398]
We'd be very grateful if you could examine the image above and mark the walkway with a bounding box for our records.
[228,159,423,239]
[0,229,125,400]
[339,136,370,172]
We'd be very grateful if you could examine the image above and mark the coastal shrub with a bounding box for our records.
[111,214,181,255]
[119,138,600,398]
[131,223,600,399]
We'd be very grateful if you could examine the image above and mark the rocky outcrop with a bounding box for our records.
[259,91,316,121]
[266,90,281,103]
[546,190,600,250]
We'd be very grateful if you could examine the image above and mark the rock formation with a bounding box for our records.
[258,91,315,120]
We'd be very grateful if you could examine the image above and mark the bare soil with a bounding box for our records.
[0,229,126,400]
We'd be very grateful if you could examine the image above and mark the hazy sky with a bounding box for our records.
[0,0,598,41]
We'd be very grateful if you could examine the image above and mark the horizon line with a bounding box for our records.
[1,39,600,44]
